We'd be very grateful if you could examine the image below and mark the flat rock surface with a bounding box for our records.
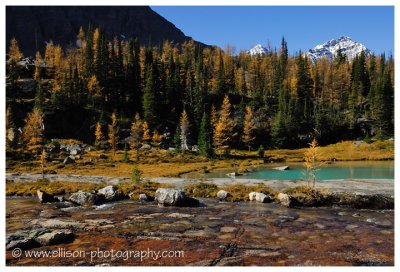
[6,197,394,266]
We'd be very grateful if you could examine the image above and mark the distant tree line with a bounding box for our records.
[6,26,394,155]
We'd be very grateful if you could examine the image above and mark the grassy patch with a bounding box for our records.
[5,179,172,200]
[6,180,104,196]
[6,140,394,179]
[184,182,219,198]
[283,186,326,206]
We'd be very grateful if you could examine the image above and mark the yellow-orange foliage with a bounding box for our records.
[8,38,23,60]
[210,105,218,129]
[94,122,103,147]
[142,121,151,144]
[108,111,119,156]
[304,138,322,187]
[130,113,143,149]
[21,108,45,152]
[213,95,236,151]
[152,130,164,147]
[242,106,256,150]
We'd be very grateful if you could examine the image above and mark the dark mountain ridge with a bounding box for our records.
[6,6,207,56]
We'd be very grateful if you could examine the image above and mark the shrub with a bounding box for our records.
[184,182,219,198]
[257,145,265,158]
[131,164,141,183]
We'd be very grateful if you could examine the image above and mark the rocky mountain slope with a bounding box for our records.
[6,6,207,56]
[307,36,370,61]
[248,44,268,55]
[248,36,370,60]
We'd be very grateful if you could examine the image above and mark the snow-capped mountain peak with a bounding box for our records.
[308,36,370,61]
[248,44,268,55]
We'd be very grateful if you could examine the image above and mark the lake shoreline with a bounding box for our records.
[6,173,394,195]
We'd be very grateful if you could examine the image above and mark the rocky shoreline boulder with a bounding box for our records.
[277,193,294,208]
[68,191,100,206]
[36,230,74,246]
[37,190,60,203]
[155,188,199,207]
[217,190,230,201]
[97,185,119,201]
[63,156,75,165]
[6,229,74,250]
[326,192,394,209]
[249,192,273,203]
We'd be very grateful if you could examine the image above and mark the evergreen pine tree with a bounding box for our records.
[173,125,182,152]
[123,142,129,162]
[142,66,157,128]
[198,112,213,157]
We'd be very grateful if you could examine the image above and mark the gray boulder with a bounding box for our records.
[277,193,293,208]
[6,238,38,250]
[217,190,230,200]
[249,192,273,203]
[18,78,36,91]
[63,156,75,165]
[6,229,74,250]
[36,230,74,246]
[98,185,119,201]
[155,188,185,206]
[140,144,152,150]
[155,188,199,207]
[37,189,59,203]
[273,165,290,171]
[6,229,47,250]
[139,193,148,201]
[69,191,100,206]
[69,144,83,155]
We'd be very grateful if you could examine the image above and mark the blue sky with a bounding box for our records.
[151,6,394,55]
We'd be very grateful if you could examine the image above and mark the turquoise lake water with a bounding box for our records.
[243,164,394,180]
[188,161,394,180]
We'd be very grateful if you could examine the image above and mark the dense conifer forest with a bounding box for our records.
[6,26,394,155]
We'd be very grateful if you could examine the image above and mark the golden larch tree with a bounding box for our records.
[142,121,151,144]
[21,108,45,152]
[304,138,322,187]
[87,75,102,106]
[94,122,103,148]
[152,130,164,147]
[44,40,55,67]
[130,113,143,150]
[34,51,43,81]
[8,38,23,60]
[179,110,190,151]
[92,28,100,63]
[210,105,218,129]
[108,111,119,157]
[242,106,257,151]
[213,95,236,153]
